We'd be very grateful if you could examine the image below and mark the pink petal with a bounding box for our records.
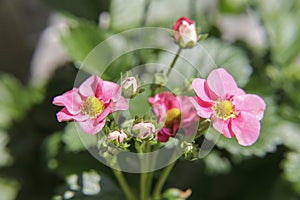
[101,81,121,103]
[97,105,113,123]
[232,88,246,96]
[231,112,261,146]
[79,75,100,97]
[178,96,199,128]
[212,118,234,138]
[112,96,129,111]
[56,108,75,122]
[148,92,179,123]
[156,132,170,142]
[78,119,106,135]
[56,108,88,122]
[73,113,89,122]
[157,128,174,142]
[173,16,194,31]
[192,78,216,102]
[207,68,239,98]
[190,97,212,118]
[233,94,266,120]
[148,97,155,104]
[182,122,198,136]
[52,88,82,115]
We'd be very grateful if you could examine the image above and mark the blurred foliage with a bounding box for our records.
[0,74,44,129]
[42,0,110,22]
[1,0,300,199]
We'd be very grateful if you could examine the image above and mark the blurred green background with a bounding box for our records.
[1,0,300,199]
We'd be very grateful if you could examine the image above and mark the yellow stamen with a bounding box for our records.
[212,100,236,120]
[81,96,104,118]
[165,108,181,126]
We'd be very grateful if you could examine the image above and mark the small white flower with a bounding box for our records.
[132,122,156,139]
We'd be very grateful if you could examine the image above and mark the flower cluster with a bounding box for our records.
[51,16,267,200]
[52,17,266,152]
[53,69,265,146]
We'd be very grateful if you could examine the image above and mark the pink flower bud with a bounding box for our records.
[122,77,138,94]
[107,130,127,143]
[132,122,156,139]
[173,17,198,47]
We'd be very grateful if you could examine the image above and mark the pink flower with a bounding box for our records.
[52,75,128,134]
[191,68,266,146]
[132,122,156,139]
[148,92,199,142]
[107,130,127,143]
[173,16,198,47]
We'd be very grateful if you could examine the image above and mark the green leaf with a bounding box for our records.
[60,18,106,69]
[219,0,248,13]
[255,0,300,65]
[110,0,208,31]
[62,122,97,153]
[0,177,20,200]
[43,131,63,169]
[158,38,253,88]
[0,131,13,167]
[266,61,300,122]
[0,74,43,129]
[128,85,152,118]
[282,151,300,193]
[43,0,108,21]
[203,150,231,175]
[61,16,134,80]
[110,0,145,31]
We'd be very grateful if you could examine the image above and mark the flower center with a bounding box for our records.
[212,100,236,120]
[165,108,181,126]
[81,96,104,119]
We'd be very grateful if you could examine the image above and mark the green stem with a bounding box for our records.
[140,171,149,200]
[166,47,182,77]
[140,142,151,200]
[113,169,136,200]
[133,0,151,66]
[141,0,151,27]
[145,144,159,198]
[152,161,176,200]
[146,170,154,197]
[196,120,211,138]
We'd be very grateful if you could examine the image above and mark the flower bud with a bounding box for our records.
[122,76,139,98]
[132,122,156,139]
[162,188,192,200]
[173,17,198,48]
[107,130,127,143]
